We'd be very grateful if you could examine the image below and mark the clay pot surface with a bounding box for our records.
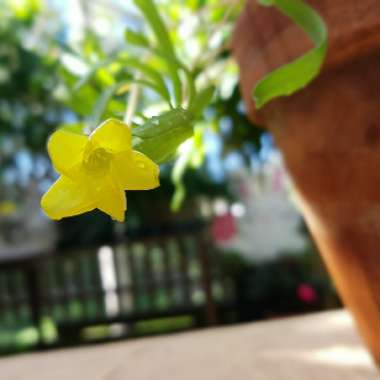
[233,0,380,363]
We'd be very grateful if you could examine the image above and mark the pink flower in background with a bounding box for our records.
[297,283,318,304]
[211,213,237,243]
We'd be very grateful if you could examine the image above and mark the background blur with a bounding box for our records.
[0,0,340,355]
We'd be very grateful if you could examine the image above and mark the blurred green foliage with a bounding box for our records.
[0,2,63,157]
[0,0,263,195]
[0,0,243,223]
[222,247,340,321]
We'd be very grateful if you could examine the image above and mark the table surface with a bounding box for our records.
[1,310,378,380]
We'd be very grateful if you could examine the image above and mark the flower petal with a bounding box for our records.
[96,177,127,222]
[41,176,95,220]
[112,150,160,190]
[47,129,88,176]
[90,119,131,153]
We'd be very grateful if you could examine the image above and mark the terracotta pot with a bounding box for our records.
[233,0,380,363]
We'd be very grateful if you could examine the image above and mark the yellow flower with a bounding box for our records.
[41,119,160,222]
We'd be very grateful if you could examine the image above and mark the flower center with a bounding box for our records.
[83,147,112,174]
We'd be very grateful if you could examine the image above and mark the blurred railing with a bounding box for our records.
[0,222,235,352]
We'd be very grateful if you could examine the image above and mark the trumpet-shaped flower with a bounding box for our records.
[41,119,160,222]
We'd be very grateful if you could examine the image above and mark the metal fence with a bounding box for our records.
[0,223,235,352]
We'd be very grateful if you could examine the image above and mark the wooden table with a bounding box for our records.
[0,310,378,380]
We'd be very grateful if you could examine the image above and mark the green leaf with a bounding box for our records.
[90,83,123,127]
[60,123,86,135]
[253,0,328,108]
[73,55,171,104]
[153,48,195,108]
[132,78,169,101]
[133,0,182,106]
[189,86,215,117]
[58,67,98,116]
[133,0,175,56]
[132,108,193,138]
[73,56,116,92]
[73,55,171,106]
[124,29,150,48]
[120,58,172,105]
[132,108,194,164]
